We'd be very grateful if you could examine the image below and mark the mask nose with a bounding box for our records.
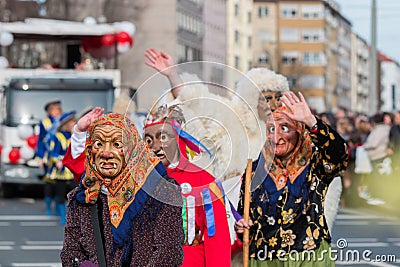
[101,143,114,159]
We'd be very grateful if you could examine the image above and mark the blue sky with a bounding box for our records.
[335,0,400,63]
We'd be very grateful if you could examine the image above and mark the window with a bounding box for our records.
[248,11,252,23]
[258,6,269,17]
[280,28,299,42]
[235,4,239,16]
[302,52,326,66]
[287,76,298,88]
[281,4,298,18]
[248,36,252,47]
[258,52,270,65]
[248,61,252,70]
[177,11,203,36]
[302,29,324,42]
[281,51,299,65]
[301,4,323,19]
[234,30,240,44]
[235,56,240,69]
[300,75,325,89]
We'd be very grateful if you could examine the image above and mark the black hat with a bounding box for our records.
[44,98,61,111]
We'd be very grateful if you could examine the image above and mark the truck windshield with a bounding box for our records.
[6,84,114,127]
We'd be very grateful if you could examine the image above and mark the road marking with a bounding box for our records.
[11,263,62,267]
[20,245,63,250]
[387,238,400,242]
[336,214,380,220]
[0,241,15,245]
[0,245,13,250]
[341,238,379,243]
[0,222,11,226]
[25,241,63,245]
[0,215,58,221]
[20,222,59,227]
[335,221,369,226]
[378,221,400,226]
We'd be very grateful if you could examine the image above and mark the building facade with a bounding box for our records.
[379,54,400,113]
[351,33,370,114]
[252,0,353,113]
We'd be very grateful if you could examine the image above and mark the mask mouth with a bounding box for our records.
[155,149,165,159]
[99,162,118,169]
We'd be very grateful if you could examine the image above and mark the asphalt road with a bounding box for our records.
[0,198,399,267]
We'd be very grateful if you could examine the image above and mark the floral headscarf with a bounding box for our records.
[79,113,160,228]
[262,106,312,190]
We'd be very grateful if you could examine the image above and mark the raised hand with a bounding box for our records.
[76,107,104,132]
[145,48,176,77]
[280,92,317,128]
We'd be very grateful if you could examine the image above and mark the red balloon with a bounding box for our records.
[27,135,38,149]
[116,31,133,46]
[100,34,116,46]
[9,148,20,164]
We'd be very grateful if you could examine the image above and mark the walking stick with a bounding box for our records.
[243,159,253,267]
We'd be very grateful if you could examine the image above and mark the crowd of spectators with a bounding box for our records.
[315,107,400,208]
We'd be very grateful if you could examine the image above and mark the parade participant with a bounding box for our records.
[235,92,348,266]
[143,104,232,267]
[61,112,184,267]
[46,111,76,225]
[145,48,343,233]
[36,98,63,215]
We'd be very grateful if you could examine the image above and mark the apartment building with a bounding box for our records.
[252,0,352,113]
[351,33,370,114]
[226,0,253,74]
[379,53,400,113]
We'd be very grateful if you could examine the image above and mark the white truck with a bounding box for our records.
[0,18,129,197]
[0,69,120,197]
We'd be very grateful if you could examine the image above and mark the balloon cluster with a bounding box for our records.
[81,20,135,59]
[8,125,38,163]
[0,27,13,69]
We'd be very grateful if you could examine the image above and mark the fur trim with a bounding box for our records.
[324,176,342,232]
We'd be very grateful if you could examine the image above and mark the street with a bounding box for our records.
[0,198,399,267]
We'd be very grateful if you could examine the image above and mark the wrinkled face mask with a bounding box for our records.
[144,123,179,167]
[90,125,126,179]
[266,113,299,159]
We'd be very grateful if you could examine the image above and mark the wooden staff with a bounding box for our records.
[243,159,253,267]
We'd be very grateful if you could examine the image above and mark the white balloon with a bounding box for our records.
[113,21,136,36]
[17,124,34,140]
[0,56,8,69]
[20,146,35,160]
[117,42,131,54]
[0,32,14,46]
[83,16,97,25]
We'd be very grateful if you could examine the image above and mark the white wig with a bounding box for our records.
[235,68,290,117]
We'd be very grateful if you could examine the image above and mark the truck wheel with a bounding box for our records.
[1,184,17,198]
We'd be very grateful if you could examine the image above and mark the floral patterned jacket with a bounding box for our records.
[238,118,348,260]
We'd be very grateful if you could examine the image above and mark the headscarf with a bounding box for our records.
[262,106,312,191]
[144,104,212,161]
[77,113,160,244]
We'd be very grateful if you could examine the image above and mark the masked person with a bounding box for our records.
[61,112,184,267]
[143,105,232,267]
[235,92,349,266]
[145,49,343,233]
